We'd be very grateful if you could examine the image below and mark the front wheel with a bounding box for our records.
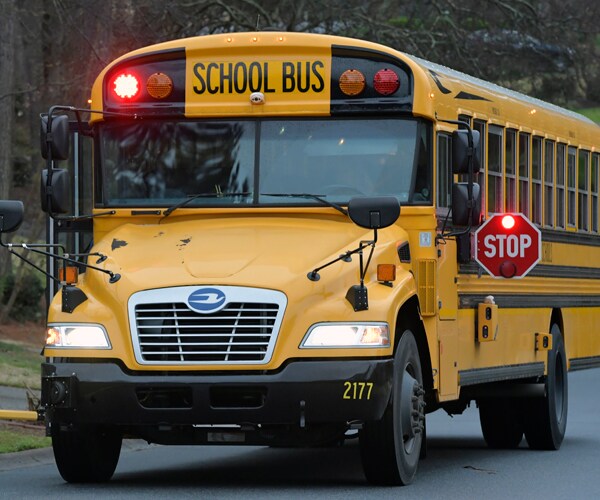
[524,323,568,450]
[359,327,425,485]
[52,424,122,483]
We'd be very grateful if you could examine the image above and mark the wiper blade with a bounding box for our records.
[262,193,348,216]
[162,192,251,217]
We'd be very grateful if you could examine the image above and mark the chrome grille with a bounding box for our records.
[129,287,286,365]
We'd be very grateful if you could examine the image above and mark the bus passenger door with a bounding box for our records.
[436,238,459,400]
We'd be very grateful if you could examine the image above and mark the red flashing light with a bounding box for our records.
[501,214,516,230]
[373,69,400,96]
[113,73,139,99]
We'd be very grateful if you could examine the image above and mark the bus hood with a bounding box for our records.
[93,215,406,290]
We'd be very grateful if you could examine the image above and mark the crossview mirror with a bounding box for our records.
[452,182,481,226]
[452,129,480,174]
[0,200,24,233]
[40,114,70,161]
[348,196,400,229]
[41,169,71,214]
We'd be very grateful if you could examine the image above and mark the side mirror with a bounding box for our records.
[452,129,480,174]
[348,196,400,229]
[40,114,70,161]
[0,200,24,233]
[452,182,481,226]
[41,169,71,214]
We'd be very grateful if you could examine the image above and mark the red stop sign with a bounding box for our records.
[475,214,541,278]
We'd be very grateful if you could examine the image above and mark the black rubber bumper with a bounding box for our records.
[42,359,393,426]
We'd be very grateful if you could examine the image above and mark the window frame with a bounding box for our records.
[487,125,504,214]
[543,139,555,228]
[518,132,530,217]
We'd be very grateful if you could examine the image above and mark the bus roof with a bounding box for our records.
[90,31,599,144]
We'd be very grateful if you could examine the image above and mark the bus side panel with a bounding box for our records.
[562,307,600,367]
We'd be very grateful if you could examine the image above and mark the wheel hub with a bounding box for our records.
[400,371,425,448]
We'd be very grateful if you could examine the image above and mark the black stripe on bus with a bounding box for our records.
[569,356,600,371]
[459,294,600,309]
[541,228,600,246]
[459,262,600,280]
[459,362,544,386]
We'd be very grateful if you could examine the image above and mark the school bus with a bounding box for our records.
[1,31,600,485]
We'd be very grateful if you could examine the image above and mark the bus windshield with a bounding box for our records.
[99,118,431,208]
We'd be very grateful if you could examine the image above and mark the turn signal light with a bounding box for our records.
[58,266,79,285]
[377,264,396,283]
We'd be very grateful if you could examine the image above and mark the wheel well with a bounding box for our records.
[395,295,434,392]
[550,308,563,334]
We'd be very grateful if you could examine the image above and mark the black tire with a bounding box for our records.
[524,323,568,450]
[359,327,425,485]
[52,424,122,483]
[478,397,524,449]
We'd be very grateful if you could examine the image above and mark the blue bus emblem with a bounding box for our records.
[187,288,226,313]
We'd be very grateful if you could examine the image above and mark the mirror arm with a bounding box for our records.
[307,239,374,281]
[0,235,63,284]
[1,239,120,283]
[359,228,378,282]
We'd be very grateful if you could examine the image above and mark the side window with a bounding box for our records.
[487,126,503,214]
[532,137,543,225]
[518,132,530,217]
[436,132,452,208]
[578,150,590,231]
[544,140,555,227]
[505,130,517,212]
[568,146,577,228]
[556,144,566,229]
[592,153,599,233]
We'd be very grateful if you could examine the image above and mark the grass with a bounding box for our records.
[0,341,48,454]
[0,427,50,453]
[0,340,42,390]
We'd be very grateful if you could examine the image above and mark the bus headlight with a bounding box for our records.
[46,324,111,349]
[301,323,389,348]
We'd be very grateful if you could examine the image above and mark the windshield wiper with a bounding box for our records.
[162,192,251,217]
[262,193,348,216]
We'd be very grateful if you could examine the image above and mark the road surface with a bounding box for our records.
[1,368,599,499]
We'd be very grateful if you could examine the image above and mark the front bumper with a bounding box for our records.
[42,358,393,427]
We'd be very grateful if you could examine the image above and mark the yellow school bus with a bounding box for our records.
[1,31,600,485]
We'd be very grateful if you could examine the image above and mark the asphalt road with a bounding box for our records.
[1,368,599,499]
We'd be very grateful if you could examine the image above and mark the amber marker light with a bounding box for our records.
[58,266,79,285]
[339,69,365,96]
[46,327,60,346]
[377,264,396,284]
[147,72,173,99]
